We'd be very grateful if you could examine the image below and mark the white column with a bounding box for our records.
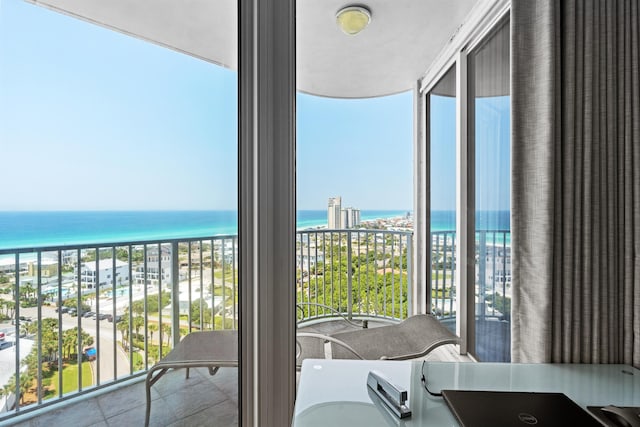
[455,50,470,354]
[412,82,427,315]
[239,0,296,425]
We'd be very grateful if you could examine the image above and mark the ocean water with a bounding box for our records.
[0,210,406,250]
[0,210,509,250]
[430,210,510,232]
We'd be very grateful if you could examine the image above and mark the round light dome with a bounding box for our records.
[336,6,371,35]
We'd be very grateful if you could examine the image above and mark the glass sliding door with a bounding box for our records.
[468,17,511,362]
[427,65,457,333]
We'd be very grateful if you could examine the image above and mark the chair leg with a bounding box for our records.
[145,367,169,427]
[186,368,190,379]
[145,371,153,427]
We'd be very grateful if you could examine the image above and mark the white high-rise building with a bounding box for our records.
[340,209,349,229]
[352,208,361,227]
[340,207,361,229]
[327,196,342,228]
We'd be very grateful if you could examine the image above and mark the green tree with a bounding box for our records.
[118,317,130,350]
[162,324,171,346]
[1,380,13,405]
[132,316,144,339]
[148,323,158,344]
[3,374,16,405]
[18,372,33,404]
[61,327,93,360]
[62,297,91,312]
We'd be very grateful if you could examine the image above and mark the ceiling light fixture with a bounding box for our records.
[336,6,371,36]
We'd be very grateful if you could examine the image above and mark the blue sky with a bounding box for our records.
[430,94,511,212]
[0,1,414,211]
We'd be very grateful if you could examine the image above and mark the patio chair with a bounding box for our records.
[144,304,337,426]
[145,311,457,426]
[296,314,459,360]
[144,330,238,427]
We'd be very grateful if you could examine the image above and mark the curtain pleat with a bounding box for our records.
[511,0,640,366]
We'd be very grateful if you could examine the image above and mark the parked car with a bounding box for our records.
[12,316,32,325]
[96,313,108,320]
[83,346,96,361]
[69,308,89,317]
[83,311,95,318]
[106,314,122,323]
[55,306,70,313]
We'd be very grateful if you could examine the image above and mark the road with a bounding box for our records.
[2,276,237,386]
[12,305,131,384]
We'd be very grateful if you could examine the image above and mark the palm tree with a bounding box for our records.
[117,318,129,351]
[163,324,171,347]
[5,300,14,319]
[42,329,59,362]
[3,375,16,407]
[148,323,158,344]
[21,350,39,374]
[62,329,77,360]
[18,372,33,405]
[132,316,144,340]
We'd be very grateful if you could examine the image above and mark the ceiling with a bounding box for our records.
[29,0,481,98]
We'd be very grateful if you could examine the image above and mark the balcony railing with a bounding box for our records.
[430,229,512,362]
[431,230,456,320]
[0,236,238,420]
[296,229,413,324]
[0,228,412,420]
[430,229,511,322]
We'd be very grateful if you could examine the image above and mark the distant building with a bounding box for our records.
[327,196,342,228]
[136,245,173,286]
[61,250,77,266]
[296,251,325,271]
[175,292,222,316]
[328,197,362,229]
[340,207,361,229]
[79,259,129,289]
[27,258,58,278]
[340,209,348,229]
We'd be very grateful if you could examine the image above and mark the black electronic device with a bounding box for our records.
[441,390,602,427]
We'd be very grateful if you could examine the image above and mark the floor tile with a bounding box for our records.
[97,380,158,419]
[107,396,176,427]
[30,398,105,427]
[163,379,229,421]
[166,399,238,427]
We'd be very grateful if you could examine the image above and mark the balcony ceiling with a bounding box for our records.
[29,0,480,98]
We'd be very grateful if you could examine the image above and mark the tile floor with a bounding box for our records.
[4,367,238,427]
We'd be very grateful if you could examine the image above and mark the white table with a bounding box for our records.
[293,359,640,426]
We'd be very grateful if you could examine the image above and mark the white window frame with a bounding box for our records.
[417,0,510,358]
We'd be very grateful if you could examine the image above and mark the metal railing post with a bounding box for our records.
[478,231,486,319]
[346,231,353,320]
[171,242,180,348]
[407,234,413,318]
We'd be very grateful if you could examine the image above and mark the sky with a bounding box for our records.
[430,94,511,212]
[0,0,414,211]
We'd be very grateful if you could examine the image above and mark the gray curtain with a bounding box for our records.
[511,0,640,366]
